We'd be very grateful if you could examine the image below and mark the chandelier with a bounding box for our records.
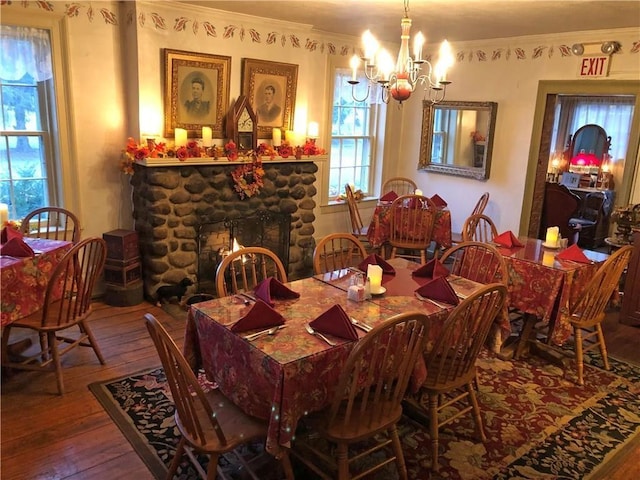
[348,0,454,105]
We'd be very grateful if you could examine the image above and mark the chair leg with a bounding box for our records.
[420,250,426,264]
[389,425,408,480]
[467,382,486,442]
[574,326,584,386]
[81,319,106,364]
[49,331,64,395]
[390,247,397,259]
[336,442,349,480]
[167,437,186,479]
[595,323,610,371]
[280,450,295,480]
[207,454,219,480]
[429,394,440,472]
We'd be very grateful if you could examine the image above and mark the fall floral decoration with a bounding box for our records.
[231,154,265,199]
[256,142,277,159]
[121,137,169,174]
[302,140,325,156]
[277,144,293,158]
[470,131,486,142]
[224,141,239,160]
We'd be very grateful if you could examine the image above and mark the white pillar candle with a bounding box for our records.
[307,122,319,139]
[367,264,383,294]
[545,226,559,247]
[0,203,8,225]
[414,189,423,196]
[272,128,282,147]
[202,126,212,147]
[174,128,187,147]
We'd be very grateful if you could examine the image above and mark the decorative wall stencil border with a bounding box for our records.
[4,1,640,61]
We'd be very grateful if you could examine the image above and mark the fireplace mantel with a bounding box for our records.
[135,154,327,168]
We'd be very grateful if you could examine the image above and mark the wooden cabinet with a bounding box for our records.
[620,230,640,326]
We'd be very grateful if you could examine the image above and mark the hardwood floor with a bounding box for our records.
[1,300,638,479]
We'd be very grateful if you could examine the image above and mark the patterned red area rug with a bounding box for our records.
[89,350,640,479]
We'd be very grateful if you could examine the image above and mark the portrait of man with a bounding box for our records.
[184,76,210,118]
[255,82,283,127]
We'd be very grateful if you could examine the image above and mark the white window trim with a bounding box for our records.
[3,10,81,224]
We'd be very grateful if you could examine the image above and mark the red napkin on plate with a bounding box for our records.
[254,277,300,307]
[309,304,358,341]
[556,244,591,263]
[230,300,285,333]
[0,232,35,258]
[1,226,23,244]
[412,258,449,278]
[430,194,447,207]
[358,253,396,275]
[415,276,460,306]
[380,191,398,202]
[493,231,524,248]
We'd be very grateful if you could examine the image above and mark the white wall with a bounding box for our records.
[2,1,639,243]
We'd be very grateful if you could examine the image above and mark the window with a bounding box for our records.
[327,67,379,200]
[1,24,61,221]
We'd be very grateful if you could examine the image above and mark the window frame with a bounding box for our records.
[2,10,79,223]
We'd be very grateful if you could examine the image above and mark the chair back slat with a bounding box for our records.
[472,192,490,216]
[21,207,81,243]
[462,214,498,243]
[345,184,366,235]
[382,177,417,197]
[313,233,367,274]
[216,246,287,297]
[441,241,508,286]
[389,195,437,256]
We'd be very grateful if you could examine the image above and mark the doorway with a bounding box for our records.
[520,80,640,240]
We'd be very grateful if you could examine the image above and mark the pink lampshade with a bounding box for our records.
[570,151,600,167]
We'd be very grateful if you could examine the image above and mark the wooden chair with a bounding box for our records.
[344,184,369,238]
[413,283,507,471]
[381,177,417,197]
[215,246,287,298]
[144,314,294,480]
[462,213,499,243]
[291,311,430,480]
[313,232,367,274]
[569,191,607,249]
[568,245,633,386]
[388,194,437,264]
[21,206,81,243]
[452,192,489,243]
[1,237,106,395]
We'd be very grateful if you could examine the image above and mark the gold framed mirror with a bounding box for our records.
[418,100,498,180]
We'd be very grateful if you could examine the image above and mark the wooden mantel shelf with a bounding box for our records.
[135,154,328,168]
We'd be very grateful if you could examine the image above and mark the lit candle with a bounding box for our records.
[307,122,319,139]
[349,55,359,81]
[202,126,212,147]
[438,40,453,82]
[0,203,8,225]
[542,251,555,267]
[545,226,559,247]
[413,31,425,61]
[285,130,295,143]
[362,30,378,62]
[272,128,282,147]
[174,128,187,147]
[367,264,383,294]
[414,189,423,196]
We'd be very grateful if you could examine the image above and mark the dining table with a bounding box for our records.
[1,237,73,327]
[366,201,453,250]
[183,257,485,458]
[494,236,608,358]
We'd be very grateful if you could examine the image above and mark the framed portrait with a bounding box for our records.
[241,58,298,139]
[164,49,231,138]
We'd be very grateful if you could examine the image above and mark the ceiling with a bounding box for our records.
[177,1,640,45]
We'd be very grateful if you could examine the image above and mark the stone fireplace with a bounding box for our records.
[130,158,321,299]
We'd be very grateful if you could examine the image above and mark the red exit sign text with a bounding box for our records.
[578,56,610,78]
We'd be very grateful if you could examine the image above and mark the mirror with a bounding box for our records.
[418,100,498,180]
[568,123,611,160]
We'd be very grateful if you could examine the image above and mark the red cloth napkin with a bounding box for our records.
[412,258,449,278]
[380,191,398,202]
[430,194,447,207]
[253,277,300,307]
[415,276,460,306]
[0,228,35,257]
[493,231,524,248]
[309,304,358,341]
[230,300,285,333]
[357,253,396,275]
[556,244,591,263]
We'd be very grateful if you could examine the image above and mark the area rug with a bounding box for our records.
[90,350,640,479]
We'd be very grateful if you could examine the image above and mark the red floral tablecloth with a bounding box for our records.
[497,237,608,345]
[1,238,73,326]
[184,271,450,457]
[366,202,452,249]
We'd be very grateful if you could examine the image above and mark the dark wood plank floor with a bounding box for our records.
[1,300,638,479]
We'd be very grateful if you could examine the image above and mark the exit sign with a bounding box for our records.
[578,55,610,77]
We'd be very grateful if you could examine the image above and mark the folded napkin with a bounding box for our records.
[357,253,396,275]
[0,235,35,257]
[430,194,447,207]
[230,299,285,333]
[1,226,23,244]
[412,258,449,278]
[309,304,358,341]
[493,231,524,248]
[556,244,591,263]
[253,277,300,307]
[415,276,460,306]
[380,191,398,202]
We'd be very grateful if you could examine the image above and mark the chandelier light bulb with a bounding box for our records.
[413,31,425,62]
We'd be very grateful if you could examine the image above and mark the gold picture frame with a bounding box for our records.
[241,58,298,139]
[164,49,231,138]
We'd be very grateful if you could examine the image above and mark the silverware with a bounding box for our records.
[305,324,336,346]
[350,317,373,332]
[347,267,366,275]
[239,292,256,303]
[244,325,285,341]
[235,294,251,305]
[415,292,450,309]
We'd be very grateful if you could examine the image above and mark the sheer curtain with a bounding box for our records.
[0,25,53,82]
